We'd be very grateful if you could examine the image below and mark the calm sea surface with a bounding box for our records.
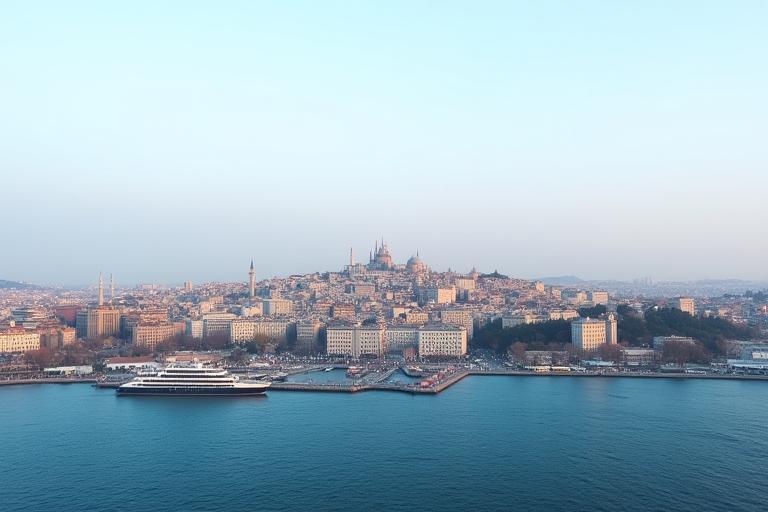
[1,376,766,512]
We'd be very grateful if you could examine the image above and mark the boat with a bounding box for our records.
[346,366,364,377]
[117,363,270,396]
[324,367,334,372]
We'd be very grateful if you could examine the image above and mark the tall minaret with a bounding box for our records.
[109,273,115,304]
[248,260,256,300]
[98,272,104,306]
[349,247,354,267]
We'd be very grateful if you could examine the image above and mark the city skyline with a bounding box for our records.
[3,1,767,284]
[4,235,768,288]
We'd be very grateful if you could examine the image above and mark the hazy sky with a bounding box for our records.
[2,1,766,286]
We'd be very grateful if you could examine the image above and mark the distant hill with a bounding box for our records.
[537,275,584,286]
[0,279,38,290]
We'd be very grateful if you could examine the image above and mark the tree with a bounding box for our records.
[25,348,54,368]
[578,305,607,318]
[510,342,527,362]
[598,343,622,364]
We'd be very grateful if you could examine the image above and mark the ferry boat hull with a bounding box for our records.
[117,385,269,396]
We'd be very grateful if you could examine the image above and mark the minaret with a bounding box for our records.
[349,247,354,268]
[109,273,115,304]
[98,272,104,306]
[248,260,256,300]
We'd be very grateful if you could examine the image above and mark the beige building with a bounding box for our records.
[133,322,184,350]
[439,310,474,339]
[454,277,476,291]
[262,298,293,316]
[404,311,429,325]
[418,286,456,305]
[39,327,77,350]
[76,307,121,340]
[230,319,294,343]
[588,291,609,305]
[0,329,41,353]
[670,297,696,316]
[417,325,467,357]
[548,310,579,321]
[571,315,618,351]
[326,324,385,358]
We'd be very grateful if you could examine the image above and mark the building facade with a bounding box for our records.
[0,329,41,353]
[417,325,467,357]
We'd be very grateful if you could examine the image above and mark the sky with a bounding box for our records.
[1,1,766,286]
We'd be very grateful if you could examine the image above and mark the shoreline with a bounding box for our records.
[2,370,766,393]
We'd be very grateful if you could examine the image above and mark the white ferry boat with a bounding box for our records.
[117,363,271,396]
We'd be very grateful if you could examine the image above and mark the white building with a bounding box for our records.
[326,324,385,358]
[417,325,467,357]
[571,315,617,351]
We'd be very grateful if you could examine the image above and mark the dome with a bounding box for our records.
[406,255,421,266]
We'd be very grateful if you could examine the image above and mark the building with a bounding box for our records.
[621,348,658,367]
[39,327,76,350]
[670,297,696,316]
[331,303,356,321]
[76,307,120,340]
[248,260,256,300]
[418,286,456,305]
[261,298,293,316]
[385,325,419,352]
[571,316,617,351]
[326,324,386,358]
[368,239,394,271]
[133,322,184,350]
[202,313,237,340]
[54,304,80,326]
[185,319,203,340]
[406,253,427,274]
[11,307,48,328]
[439,310,474,339]
[0,329,41,353]
[548,310,579,321]
[296,319,323,352]
[105,356,161,372]
[346,282,376,298]
[404,311,429,325]
[230,319,294,343]
[588,291,609,305]
[502,313,546,328]
[652,335,695,351]
[417,325,467,357]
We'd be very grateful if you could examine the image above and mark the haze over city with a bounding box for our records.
[2,1,766,285]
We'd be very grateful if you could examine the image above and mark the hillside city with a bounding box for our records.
[1,240,767,382]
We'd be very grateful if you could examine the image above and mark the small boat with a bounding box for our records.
[324,367,334,372]
[346,366,364,377]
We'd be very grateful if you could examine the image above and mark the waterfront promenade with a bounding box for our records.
[3,369,767,394]
[271,368,768,395]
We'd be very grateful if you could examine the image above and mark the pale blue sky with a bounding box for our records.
[1,1,766,285]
